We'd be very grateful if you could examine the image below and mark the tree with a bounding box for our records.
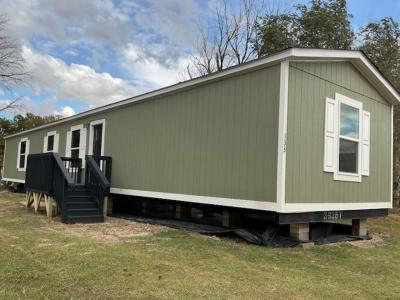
[0,14,27,112]
[0,114,60,176]
[187,0,265,78]
[255,0,354,56]
[359,17,400,204]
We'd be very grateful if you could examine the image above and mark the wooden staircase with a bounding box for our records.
[24,153,112,224]
[65,185,104,223]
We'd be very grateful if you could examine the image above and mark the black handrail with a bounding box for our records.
[25,153,75,222]
[85,155,111,213]
[61,157,82,184]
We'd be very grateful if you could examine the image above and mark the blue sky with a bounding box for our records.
[0,0,399,119]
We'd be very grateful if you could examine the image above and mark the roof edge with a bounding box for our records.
[5,48,399,139]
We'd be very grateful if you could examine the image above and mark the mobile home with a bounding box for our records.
[2,48,399,240]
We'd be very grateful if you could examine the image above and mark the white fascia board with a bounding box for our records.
[290,49,400,104]
[1,177,25,183]
[5,48,399,139]
[110,188,278,211]
[5,49,292,139]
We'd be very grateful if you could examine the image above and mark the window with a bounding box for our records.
[71,129,80,159]
[338,103,360,174]
[65,124,87,167]
[43,131,59,153]
[17,138,30,171]
[47,135,54,152]
[324,93,370,182]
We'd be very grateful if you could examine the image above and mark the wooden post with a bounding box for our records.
[290,223,310,241]
[45,195,53,218]
[103,196,109,217]
[222,209,241,227]
[26,191,34,208]
[33,192,39,213]
[141,200,147,214]
[175,204,191,219]
[352,219,367,236]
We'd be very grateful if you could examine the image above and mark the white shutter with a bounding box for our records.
[43,136,48,152]
[324,97,337,172]
[79,128,87,167]
[16,141,21,169]
[54,133,59,153]
[65,131,72,157]
[24,139,30,170]
[361,111,370,176]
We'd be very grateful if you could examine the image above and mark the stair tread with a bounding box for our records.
[67,207,101,211]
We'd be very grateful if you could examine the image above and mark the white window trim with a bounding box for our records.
[43,130,59,153]
[17,137,30,171]
[88,119,106,156]
[65,124,87,168]
[333,93,363,183]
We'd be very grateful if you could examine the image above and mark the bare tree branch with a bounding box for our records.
[0,14,28,112]
[186,0,265,78]
[0,96,24,112]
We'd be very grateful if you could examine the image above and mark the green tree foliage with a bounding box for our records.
[359,17,400,203]
[360,17,400,91]
[0,113,60,174]
[255,0,354,56]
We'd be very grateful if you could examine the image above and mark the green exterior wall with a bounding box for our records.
[3,64,280,203]
[285,61,391,204]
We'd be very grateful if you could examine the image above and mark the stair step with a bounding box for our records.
[66,195,94,201]
[66,208,102,217]
[66,201,98,209]
[67,190,91,197]
[66,215,104,224]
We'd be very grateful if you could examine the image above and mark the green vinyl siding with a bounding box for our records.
[285,61,391,204]
[3,64,280,203]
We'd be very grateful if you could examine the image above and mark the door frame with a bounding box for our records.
[88,119,106,156]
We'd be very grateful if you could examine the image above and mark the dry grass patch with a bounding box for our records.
[37,214,171,243]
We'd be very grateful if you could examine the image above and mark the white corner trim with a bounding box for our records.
[391,104,394,204]
[282,201,392,213]
[1,177,25,183]
[110,188,278,211]
[1,139,7,178]
[276,60,289,211]
[88,119,106,156]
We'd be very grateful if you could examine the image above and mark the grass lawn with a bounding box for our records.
[0,190,400,299]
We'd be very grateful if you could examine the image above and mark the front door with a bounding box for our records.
[92,123,103,159]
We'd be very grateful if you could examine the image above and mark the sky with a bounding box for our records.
[0,0,399,119]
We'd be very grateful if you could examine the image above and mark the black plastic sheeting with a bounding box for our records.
[113,214,371,247]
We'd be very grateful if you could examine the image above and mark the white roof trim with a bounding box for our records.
[6,48,399,139]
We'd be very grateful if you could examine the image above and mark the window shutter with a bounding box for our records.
[54,133,59,153]
[65,131,72,157]
[16,141,21,169]
[25,140,30,169]
[79,128,87,167]
[43,136,48,152]
[361,111,370,176]
[324,97,337,173]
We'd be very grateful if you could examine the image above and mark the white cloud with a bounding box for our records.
[21,45,138,107]
[123,43,191,90]
[56,106,75,117]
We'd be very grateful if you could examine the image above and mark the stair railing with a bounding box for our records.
[25,153,76,223]
[60,157,82,184]
[84,155,111,214]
